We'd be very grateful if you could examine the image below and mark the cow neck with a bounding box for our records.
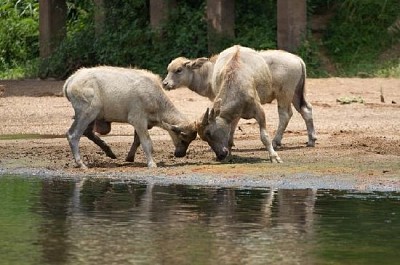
[160,98,186,126]
[191,62,215,100]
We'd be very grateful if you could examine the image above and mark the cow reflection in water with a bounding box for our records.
[37,179,316,264]
[37,180,76,265]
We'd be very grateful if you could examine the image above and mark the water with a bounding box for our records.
[0,175,399,265]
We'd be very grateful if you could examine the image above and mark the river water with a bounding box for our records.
[0,175,399,265]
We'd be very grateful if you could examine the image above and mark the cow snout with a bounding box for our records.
[162,80,173,90]
[216,147,229,161]
[174,149,186,157]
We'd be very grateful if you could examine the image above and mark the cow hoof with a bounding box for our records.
[270,155,283,163]
[147,162,157,168]
[306,141,316,147]
[272,141,282,149]
[125,156,134,162]
[76,163,88,169]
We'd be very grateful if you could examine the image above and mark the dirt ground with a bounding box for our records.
[0,78,399,190]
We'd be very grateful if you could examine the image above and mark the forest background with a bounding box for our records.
[0,0,399,79]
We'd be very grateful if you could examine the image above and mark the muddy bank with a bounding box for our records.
[0,78,399,191]
[1,165,399,192]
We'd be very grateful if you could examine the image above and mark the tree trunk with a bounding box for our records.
[277,0,307,52]
[39,0,67,59]
[150,0,177,29]
[207,0,235,54]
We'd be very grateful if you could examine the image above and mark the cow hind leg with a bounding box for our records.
[83,123,117,159]
[126,130,141,162]
[274,102,293,148]
[67,110,100,169]
[254,104,282,163]
[293,99,317,147]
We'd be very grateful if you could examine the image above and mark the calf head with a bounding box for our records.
[164,122,197,157]
[197,102,231,161]
[163,57,208,90]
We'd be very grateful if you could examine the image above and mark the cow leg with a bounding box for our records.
[301,104,317,147]
[130,122,157,168]
[293,100,317,147]
[254,104,282,163]
[274,101,293,148]
[126,130,141,162]
[83,123,117,159]
[66,110,100,169]
[229,117,240,152]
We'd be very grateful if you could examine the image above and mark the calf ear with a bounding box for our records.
[186,57,208,69]
[172,125,191,137]
[163,122,188,136]
[171,125,182,134]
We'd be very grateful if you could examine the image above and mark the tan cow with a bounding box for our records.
[195,45,282,163]
[163,49,316,148]
[64,66,197,169]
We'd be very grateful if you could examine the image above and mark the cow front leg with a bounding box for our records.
[133,126,157,168]
[254,104,282,163]
[126,130,141,162]
[229,117,240,152]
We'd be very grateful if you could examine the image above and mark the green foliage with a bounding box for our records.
[43,0,208,77]
[235,0,276,50]
[1,0,399,79]
[0,0,39,78]
[324,0,400,76]
[148,1,208,73]
[42,26,96,78]
[297,37,329,77]
[40,0,95,78]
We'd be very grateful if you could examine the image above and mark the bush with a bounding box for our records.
[324,0,400,76]
[1,0,399,79]
[235,0,276,50]
[0,0,39,78]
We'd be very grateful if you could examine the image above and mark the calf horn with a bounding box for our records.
[202,108,210,126]
[209,108,216,121]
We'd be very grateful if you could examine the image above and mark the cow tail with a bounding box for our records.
[294,59,310,110]
[62,76,73,102]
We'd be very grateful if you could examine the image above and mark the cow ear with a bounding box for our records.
[182,59,192,68]
[186,57,208,69]
[174,125,191,137]
[161,121,173,131]
[171,125,182,134]
[213,98,222,116]
[163,122,188,136]
[201,108,210,126]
